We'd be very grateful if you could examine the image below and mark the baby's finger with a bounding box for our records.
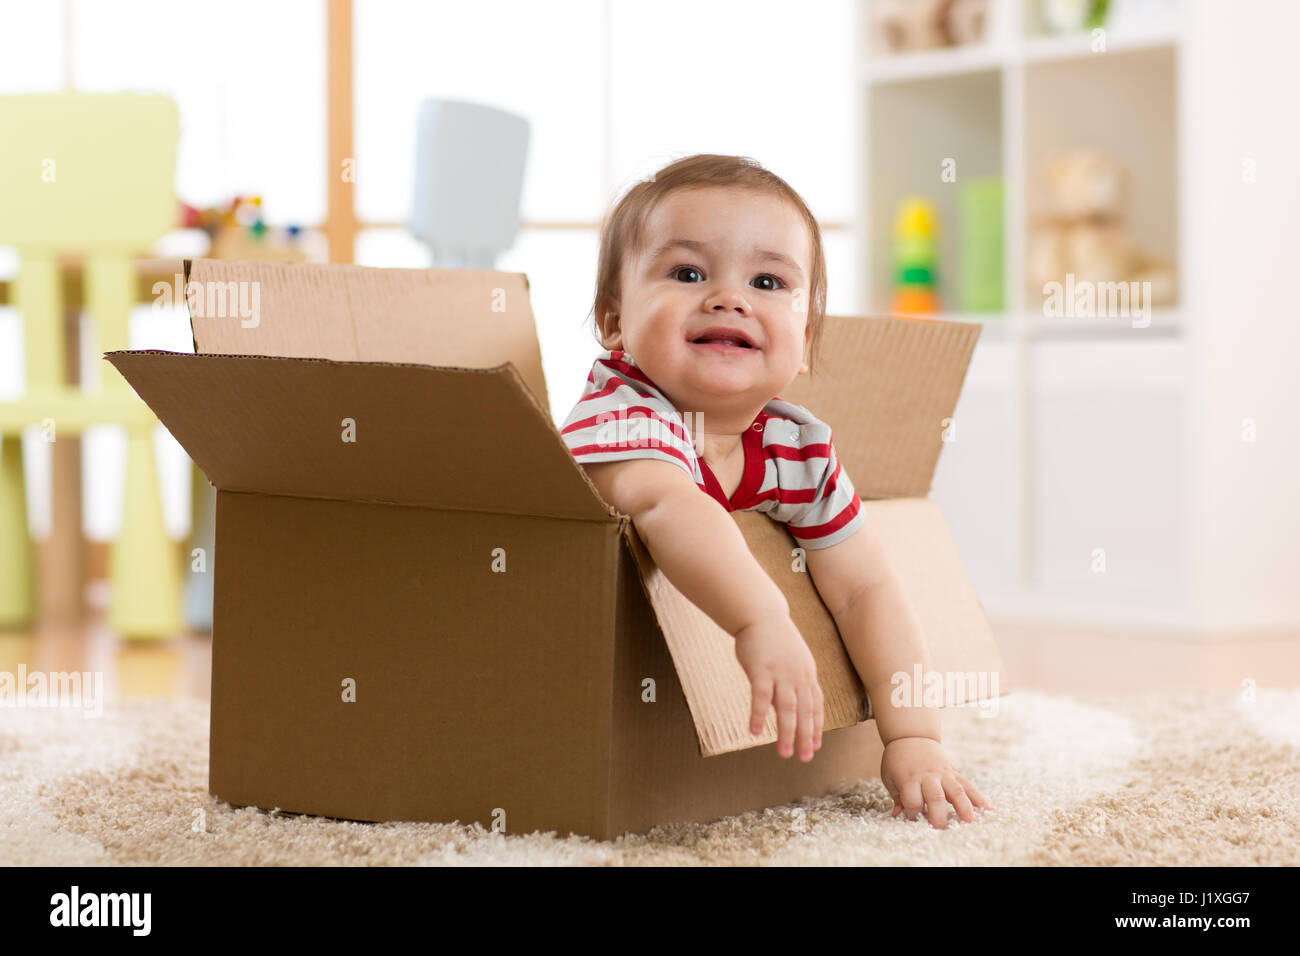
[885,783,902,816]
[956,773,994,811]
[812,680,824,751]
[775,682,798,758]
[795,683,815,762]
[943,776,977,823]
[900,780,924,822]
[921,775,949,829]
[749,678,774,736]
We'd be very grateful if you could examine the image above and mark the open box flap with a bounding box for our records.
[623,500,1006,757]
[104,349,612,522]
[621,512,868,757]
[182,258,549,413]
[779,315,981,500]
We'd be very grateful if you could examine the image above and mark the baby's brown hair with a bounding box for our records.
[589,153,828,376]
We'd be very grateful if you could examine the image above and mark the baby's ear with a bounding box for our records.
[600,311,623,349]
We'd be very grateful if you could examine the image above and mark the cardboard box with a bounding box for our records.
[105,259,1006,840]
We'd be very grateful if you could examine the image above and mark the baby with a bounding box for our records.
[560,154,993,829]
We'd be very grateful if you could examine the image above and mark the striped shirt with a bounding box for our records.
[560,349,865,550]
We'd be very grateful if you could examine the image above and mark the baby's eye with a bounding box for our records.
[670,266,704,283]
[753,274,785,291]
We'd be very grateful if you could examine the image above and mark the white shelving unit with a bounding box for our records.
[855,0,1300,635]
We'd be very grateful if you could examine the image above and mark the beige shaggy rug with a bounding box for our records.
[2,687,1298,866]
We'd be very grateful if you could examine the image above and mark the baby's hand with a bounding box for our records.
[881,737,993,829]
[733,616,823,762]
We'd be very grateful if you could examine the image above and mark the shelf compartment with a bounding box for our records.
[868,69,1003,315]
[1022,44,1180,315]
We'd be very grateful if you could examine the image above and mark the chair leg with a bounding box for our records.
[0,433,36,629]
[108,426,181,639]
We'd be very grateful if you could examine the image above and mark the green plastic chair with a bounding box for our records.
[0,92,181,638]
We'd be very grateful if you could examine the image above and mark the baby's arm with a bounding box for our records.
[805,527,993,825]
[803,523,938,744]
[584,459,786,635]
[582,459,824,760]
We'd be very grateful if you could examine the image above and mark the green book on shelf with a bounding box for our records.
[959,177,1004,312]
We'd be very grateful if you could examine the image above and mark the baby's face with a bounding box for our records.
[602,185,812,414]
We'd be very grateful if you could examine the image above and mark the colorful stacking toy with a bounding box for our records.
[890,196,942,317]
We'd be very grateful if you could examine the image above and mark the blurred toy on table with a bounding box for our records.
[1026,148,1177,307]
[177,194,310,262]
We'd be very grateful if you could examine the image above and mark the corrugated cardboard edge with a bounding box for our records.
[173,257,618,525]
[618,515,870,758]
[181,258,548,412]
[104,347,620,524]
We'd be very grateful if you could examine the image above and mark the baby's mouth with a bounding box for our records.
[689,338,759,356]
[689,328,758,350]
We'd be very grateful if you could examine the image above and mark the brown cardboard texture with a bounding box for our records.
[104,258,1007,840]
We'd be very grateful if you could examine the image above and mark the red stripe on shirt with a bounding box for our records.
[560,405,693,445]
[566,440,694,472]
[787,492,863,540]
[595,354,660,394]
[767,441,832,462]
[575,378,632,405]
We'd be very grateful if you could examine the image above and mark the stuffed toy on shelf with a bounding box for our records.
[869,0,990,55]
[1026,148,1177,307]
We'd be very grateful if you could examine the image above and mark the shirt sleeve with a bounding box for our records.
[782,425,866,551]
[558,352,699,482]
